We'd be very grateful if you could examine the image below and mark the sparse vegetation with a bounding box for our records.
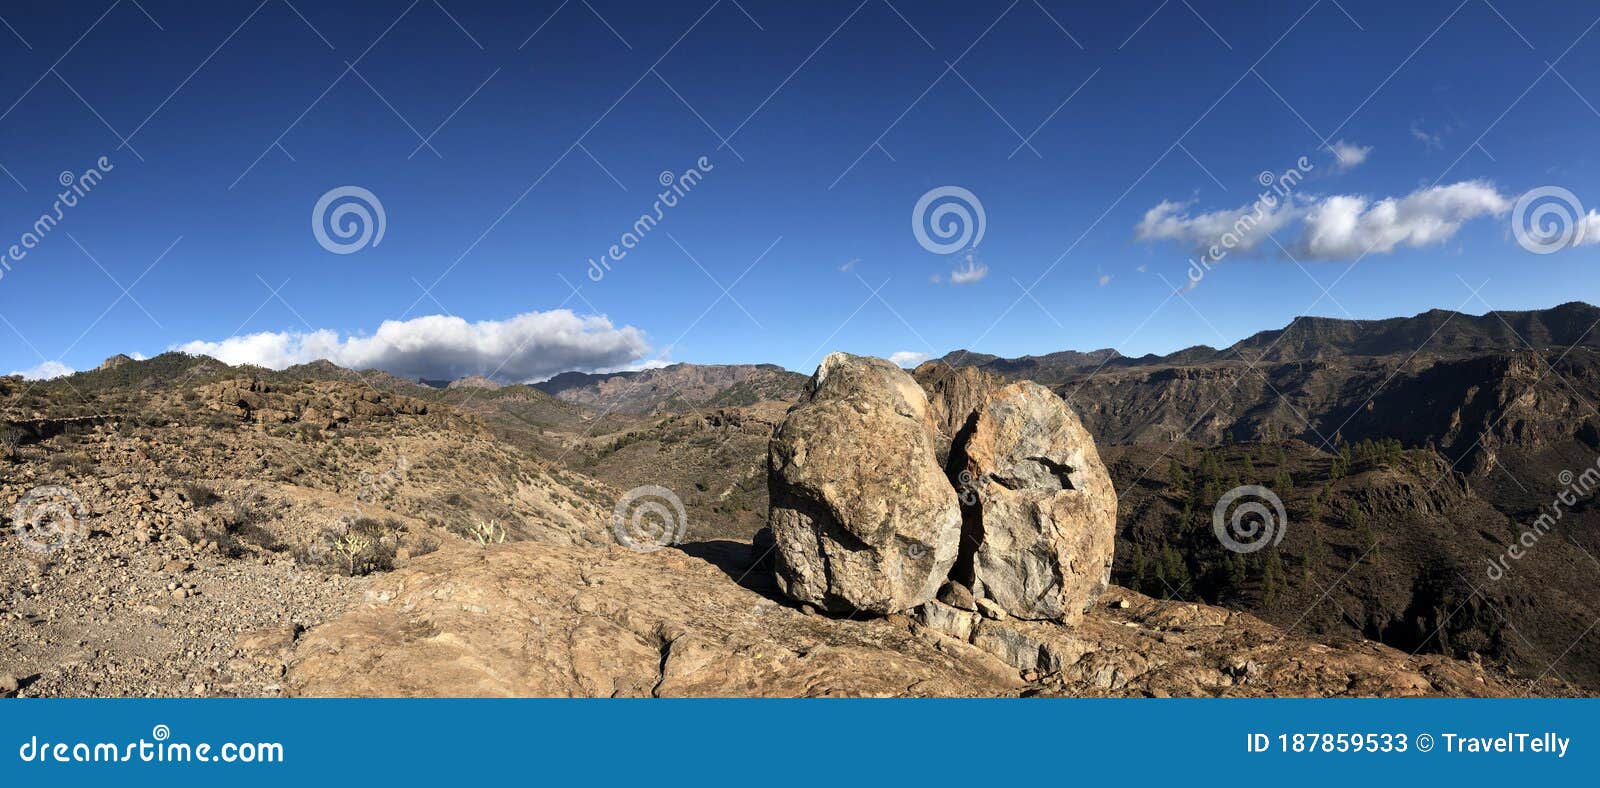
[181,482,222,507]
[469,519,507,545]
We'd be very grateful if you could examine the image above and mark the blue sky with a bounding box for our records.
[2,0,1598,381]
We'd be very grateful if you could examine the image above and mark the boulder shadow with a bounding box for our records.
[673,537,787,605]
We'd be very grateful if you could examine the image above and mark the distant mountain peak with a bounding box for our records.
[446,374,502,391]
[934,302,1600,383]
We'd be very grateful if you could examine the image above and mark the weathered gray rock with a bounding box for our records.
[937,580,977,611]
[913,362,1005,457]
[953,381,1117,622]
[914,600,979,641]
[767,353,960,614]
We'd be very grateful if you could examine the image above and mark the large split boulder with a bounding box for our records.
[912,362,1004,465]
[766,353,961,614]
[950,381,1117,622]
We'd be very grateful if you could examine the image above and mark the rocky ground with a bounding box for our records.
[0,369,616,697]
[1,526,363,697]
[286,539,1563,698]
[0,351,1590,698]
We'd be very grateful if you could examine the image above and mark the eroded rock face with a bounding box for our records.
[953,381,1117,622]
[287,542,1022,697]
[285,542,1553,698]
[766,353,960,614]
[913,362,1005,457]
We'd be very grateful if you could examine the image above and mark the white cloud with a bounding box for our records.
[591,358,673,375]
[948,257,988,285]
[1134,197,1298,255]
[888,351,928,367]
[1329,140,1371,170]
[1411,121,1444,151]
[10,360,74,380]
[1299,180,1510,259]
[1134,180,1513,262]
[173,309,649,384]
[1581,210,1600,246]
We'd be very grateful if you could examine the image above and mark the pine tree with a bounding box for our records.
[1262,549,1285,605]
[1168,458,1189,493]
[1347,502,1378,556]
[1313,523,1331,560]
[1157,545,1189,595]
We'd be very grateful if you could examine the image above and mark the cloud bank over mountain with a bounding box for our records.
[174,310,649,383]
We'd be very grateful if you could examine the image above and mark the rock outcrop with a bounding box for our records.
[766,356,1116,622]
[201,378,429,429]
[914,363,1004,449]
[766,353,960,614]
[950,381,1117,621]
[284,541,1558,698]
[97,353,134,371]
[446,374,502,391]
